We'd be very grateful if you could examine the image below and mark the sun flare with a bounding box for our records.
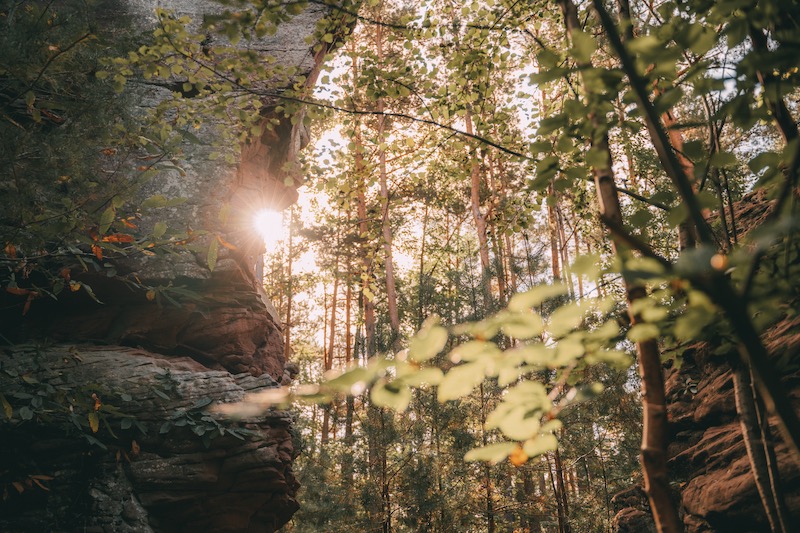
[252,209,287,250]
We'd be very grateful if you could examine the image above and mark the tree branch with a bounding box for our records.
[592,0,715,246]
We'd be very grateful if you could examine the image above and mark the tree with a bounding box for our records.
[103,1,800,532]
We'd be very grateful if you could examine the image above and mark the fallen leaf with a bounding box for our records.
[92,393,102,411]
[101,233,134,243]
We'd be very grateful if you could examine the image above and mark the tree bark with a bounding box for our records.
[558,1,682,531]
[465,111,493,309]
[733,361,793,532]
[376,23,400,349]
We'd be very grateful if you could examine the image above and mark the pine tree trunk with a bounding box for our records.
[479,383,496,533]
[375,23,400,348]
[547,185,561,281]
[464,111,493,309]
[321,286,330,445]
[554,447,572,532]
[418,203,429,328]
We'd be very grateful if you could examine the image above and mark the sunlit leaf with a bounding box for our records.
[548,302,586,338]
[464,442,517,463]
[497,311,544,339]
[507,284,567,312]
[438,362,485,402]
[522,433,559,459]
[408,316,448,362]
[400,367,444,387]
[627,323,660,342]
[447,340,499,363]
[207,238,219,272]
[371,380,412,412]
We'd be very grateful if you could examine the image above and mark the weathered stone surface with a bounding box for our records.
[1,0,335,530]
[612,190,800,532]
[0,346,299,532]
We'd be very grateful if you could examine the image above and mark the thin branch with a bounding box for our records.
[617,187,669,210]
[600,217,671,269]
[592,0,715,245]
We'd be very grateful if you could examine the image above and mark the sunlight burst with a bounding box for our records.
[252,209,287,250]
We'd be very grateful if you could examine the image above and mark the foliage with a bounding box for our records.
[228,0,800,530]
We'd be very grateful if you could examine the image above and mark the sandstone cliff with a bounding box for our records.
[0,1,338,530]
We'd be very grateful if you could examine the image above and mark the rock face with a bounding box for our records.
[0,346,299,532]
[664,331,800,532]
[0,1,335,530]
[611,190,800,532]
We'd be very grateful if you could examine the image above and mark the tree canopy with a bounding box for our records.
[3,0,800,531]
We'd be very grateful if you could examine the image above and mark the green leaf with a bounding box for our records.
[548,302,586,338]
[141,195,168,209]
[710,151,737,168]
[399,367,443,387]
[207,238,219,272]
[408,316,448,362]
[152,221,167,239]
[571,254,603,280]
[447,340,500,363]
[438,362,485,402]
[522,433,559,459]
[99,207,115,234]
[490,405,542,441]
[585,148,610,169]
[371,380,412,411]
[81,283,103,304]
[326,366,373,393]
[0,393,12,419]
[464,442,517,463]
[627,323,660,342]
[88,412,100,433]
[508,284,567,311]
[497,311,544,340]
[687,24,716,56]
[570,30,596,64]
[666,203,689,227]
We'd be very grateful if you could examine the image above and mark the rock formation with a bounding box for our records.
[0,1,339,530]
[612,189,800,532]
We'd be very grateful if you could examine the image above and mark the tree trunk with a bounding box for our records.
[733,361,793,532]
[559,1,682,531]
[343,254,355,482]
[465,111,493,309]
[554,447,572,532]
[479,383,496,533]
[375,23,400,349]
[547,185,562,281]
[417,203,429,328]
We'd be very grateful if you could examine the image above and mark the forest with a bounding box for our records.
[1,0,799,532]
